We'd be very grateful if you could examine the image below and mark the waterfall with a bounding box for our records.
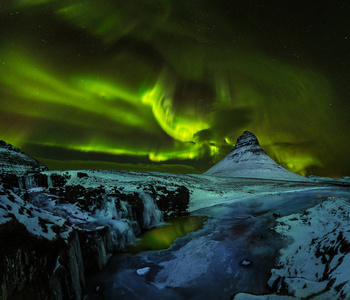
[94,196,137,249]
[47,174,53,188]
[140,193,163,229]
[95,237,109,270]
[117,200,133,219]
[18,177,25,189]
[25,174,37,189]
[68,234,85,300]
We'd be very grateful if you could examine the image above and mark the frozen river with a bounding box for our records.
[87,188,350,299]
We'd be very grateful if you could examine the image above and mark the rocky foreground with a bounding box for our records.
[0,169,191,299]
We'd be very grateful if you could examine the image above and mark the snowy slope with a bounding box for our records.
[235,196,350,299]
[204,131,306,181]
[270,197,350,298]
[0,185,72,240]
[0,140,47,176]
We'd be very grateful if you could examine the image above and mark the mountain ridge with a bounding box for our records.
[0,140,48,177]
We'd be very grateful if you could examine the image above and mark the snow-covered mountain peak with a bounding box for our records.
[227,131,266,161]
[204,131,306,181]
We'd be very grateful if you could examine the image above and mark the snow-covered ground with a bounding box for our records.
[0,186,72,241]
[266,197,350,299]
[234,196,350,299]
[80,171,350,299]
[40,169,337,212]
[2,134,350,299]
[1,169,350,299]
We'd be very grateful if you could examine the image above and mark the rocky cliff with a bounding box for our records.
[0,168,190,299]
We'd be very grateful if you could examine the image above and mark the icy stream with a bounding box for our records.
[87,189,349,299]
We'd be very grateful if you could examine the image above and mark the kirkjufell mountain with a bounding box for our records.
[204,131,305,181]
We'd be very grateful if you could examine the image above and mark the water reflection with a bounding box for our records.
[125,216,208,253]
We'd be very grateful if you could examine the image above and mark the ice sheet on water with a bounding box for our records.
[136,267,150,276]
[154,236,219,289]
[234,294,295,299]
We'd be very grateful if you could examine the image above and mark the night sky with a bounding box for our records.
[0,1,349,177]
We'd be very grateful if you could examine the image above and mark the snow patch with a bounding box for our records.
[136,267,150,276]
[269,197,350,298]
[154,236,219,289]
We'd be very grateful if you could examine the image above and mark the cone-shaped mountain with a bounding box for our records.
[204,131,305,181]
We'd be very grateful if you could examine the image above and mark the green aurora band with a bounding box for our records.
[0,0,349,176]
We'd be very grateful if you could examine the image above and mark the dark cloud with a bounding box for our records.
[195,107,252,143]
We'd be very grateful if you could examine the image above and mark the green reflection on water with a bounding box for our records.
[126,216,208,253]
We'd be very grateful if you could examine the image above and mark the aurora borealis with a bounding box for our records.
[0,1,349,176]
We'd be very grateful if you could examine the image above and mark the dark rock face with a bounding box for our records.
[0,217,85,300]
[150,185,190,220]
[0,174,22,188]
[50,173,71,188]
[79,228,115,273]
